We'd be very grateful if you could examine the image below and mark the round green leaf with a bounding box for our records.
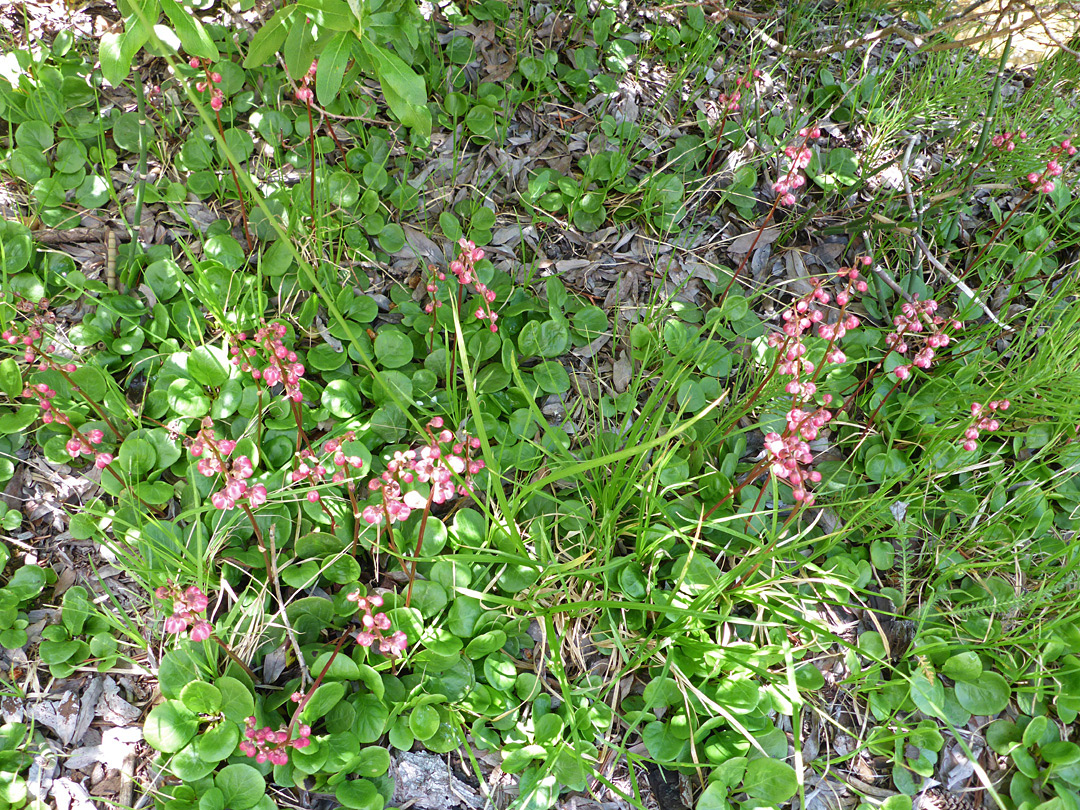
[112,112,147,152]
[204,235,245,271]
[301,682,346,722]
[189,345,232,387]
[214,763,266,810]
[195,720,239,762]
[954,672,1010,716]
[167,378,211,417]
[335,779,382,810]
[744,759,798,804]
[408,704,441,741]
[355,746,391,777]
[322,378,364,418]
[180,680,222,714]
[144,700,199,753]
[374,329,414,368]
[216,676,256,723]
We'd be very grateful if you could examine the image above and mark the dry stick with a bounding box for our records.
[861,231,912,301]
[899,137,1016,333]
[1019,0,1080,59]
[912,233,1015,333]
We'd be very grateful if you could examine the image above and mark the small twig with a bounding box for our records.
[896,138,1014,332]
[912,233,1015,333]
[862,230,912,302]
[1019,0,1080,59]
[900,136,927,281]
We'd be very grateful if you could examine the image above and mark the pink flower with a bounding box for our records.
[189,620,212,642]
[164,614,188,634]
[297,87,314,104]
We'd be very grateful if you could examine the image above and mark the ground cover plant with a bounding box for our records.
[2,1,1080,809]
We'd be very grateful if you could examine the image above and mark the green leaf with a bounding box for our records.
[196,720,240,762]
[99,32,131,88]
[518,319,570,358]
[316,31,351,106]
[243,6,295,68]
[167,378,211,417]
[361,40,430,136]
[61,586,91,635]
[696,782,730,810]
[0,405,39,435]
[374,329,413,368]
[189,345,231,387]
[301,682,346,722]
[942,651,983,683]
[744,759,798,804]
[6,566,46,600]
[144,700,199,753]
[180,681,222,715]
[954,672,1011,716]
[160,0,218,59]
[336,779,383,810]
[216,676,255,723]
[355,746,391,777]
[910,671,946,718]
[408,705,440,741]
[215,763,266,810]
[0,360,22,401]
[283,14,316,81]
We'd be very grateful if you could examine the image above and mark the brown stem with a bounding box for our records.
[307,100,316,239]
[214,107,253,253]
[405,488,436,608]
[240,502,275,587]
[210,633,258,681]
[286,630,351,740]
[35,349,124,440]
[703,106,733,176]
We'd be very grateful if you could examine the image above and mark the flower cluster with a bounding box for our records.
[231,323,306,403]
[189,58,225,111]
[425,239,500,332]
[886,297,960,381]
[763,432,821,505]
[1028,159,1063,194]
[346,592,408,656]
[1050,137,1077,157]
[991,130,1027,152]
[295,60,317,105]
[362,417,484,525]
[2,297,72,369]
[189,417,268,510]
[20,384,113,469]
[290,431,364,502]
[239,717,311,765]
[961,400,1010,452]
[716,69,761,113]
[761,261,868,505]
[155,584,212,642]
[773,126,820,206]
